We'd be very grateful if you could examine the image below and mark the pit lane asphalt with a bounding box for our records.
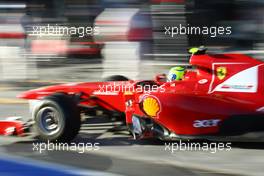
[1,102,264,176]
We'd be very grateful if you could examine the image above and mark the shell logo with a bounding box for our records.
[142,96,161,117]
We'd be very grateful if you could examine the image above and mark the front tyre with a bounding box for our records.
[34,93,81,142]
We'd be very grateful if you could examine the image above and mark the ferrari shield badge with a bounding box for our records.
[216,66,227,80]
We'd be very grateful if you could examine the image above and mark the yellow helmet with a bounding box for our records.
[167,66,186,81]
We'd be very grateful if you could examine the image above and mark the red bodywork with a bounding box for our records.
[0,121,24,136]
[17,53,264,139]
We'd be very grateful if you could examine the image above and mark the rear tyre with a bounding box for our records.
[34,93,81,142]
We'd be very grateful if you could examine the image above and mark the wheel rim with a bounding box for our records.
[37,107,62,136]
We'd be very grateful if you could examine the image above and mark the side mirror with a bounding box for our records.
[155,74,167,82]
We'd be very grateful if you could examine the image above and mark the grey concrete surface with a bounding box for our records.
[1,103,264,176]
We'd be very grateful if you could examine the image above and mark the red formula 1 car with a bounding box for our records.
[15,48,264,142]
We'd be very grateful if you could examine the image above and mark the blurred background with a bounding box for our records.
[0,0,264,83]
[1,1,264,176]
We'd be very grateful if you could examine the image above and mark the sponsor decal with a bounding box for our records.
[210,64,259,93]
[141,95,161,117]
[93,91,119,95]
[4,127,15,135]
[257,106,264,112]
[193,119,221,128]
[216,66,227,80]
[198,79,208,84]
[221,84,254,90]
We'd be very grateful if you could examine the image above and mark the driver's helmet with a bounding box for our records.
[167,66,186,82]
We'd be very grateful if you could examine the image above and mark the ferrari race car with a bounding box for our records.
[8,47,264,142]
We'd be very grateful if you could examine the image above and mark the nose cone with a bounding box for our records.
[17,84,64,99]
[17,88,43,99]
